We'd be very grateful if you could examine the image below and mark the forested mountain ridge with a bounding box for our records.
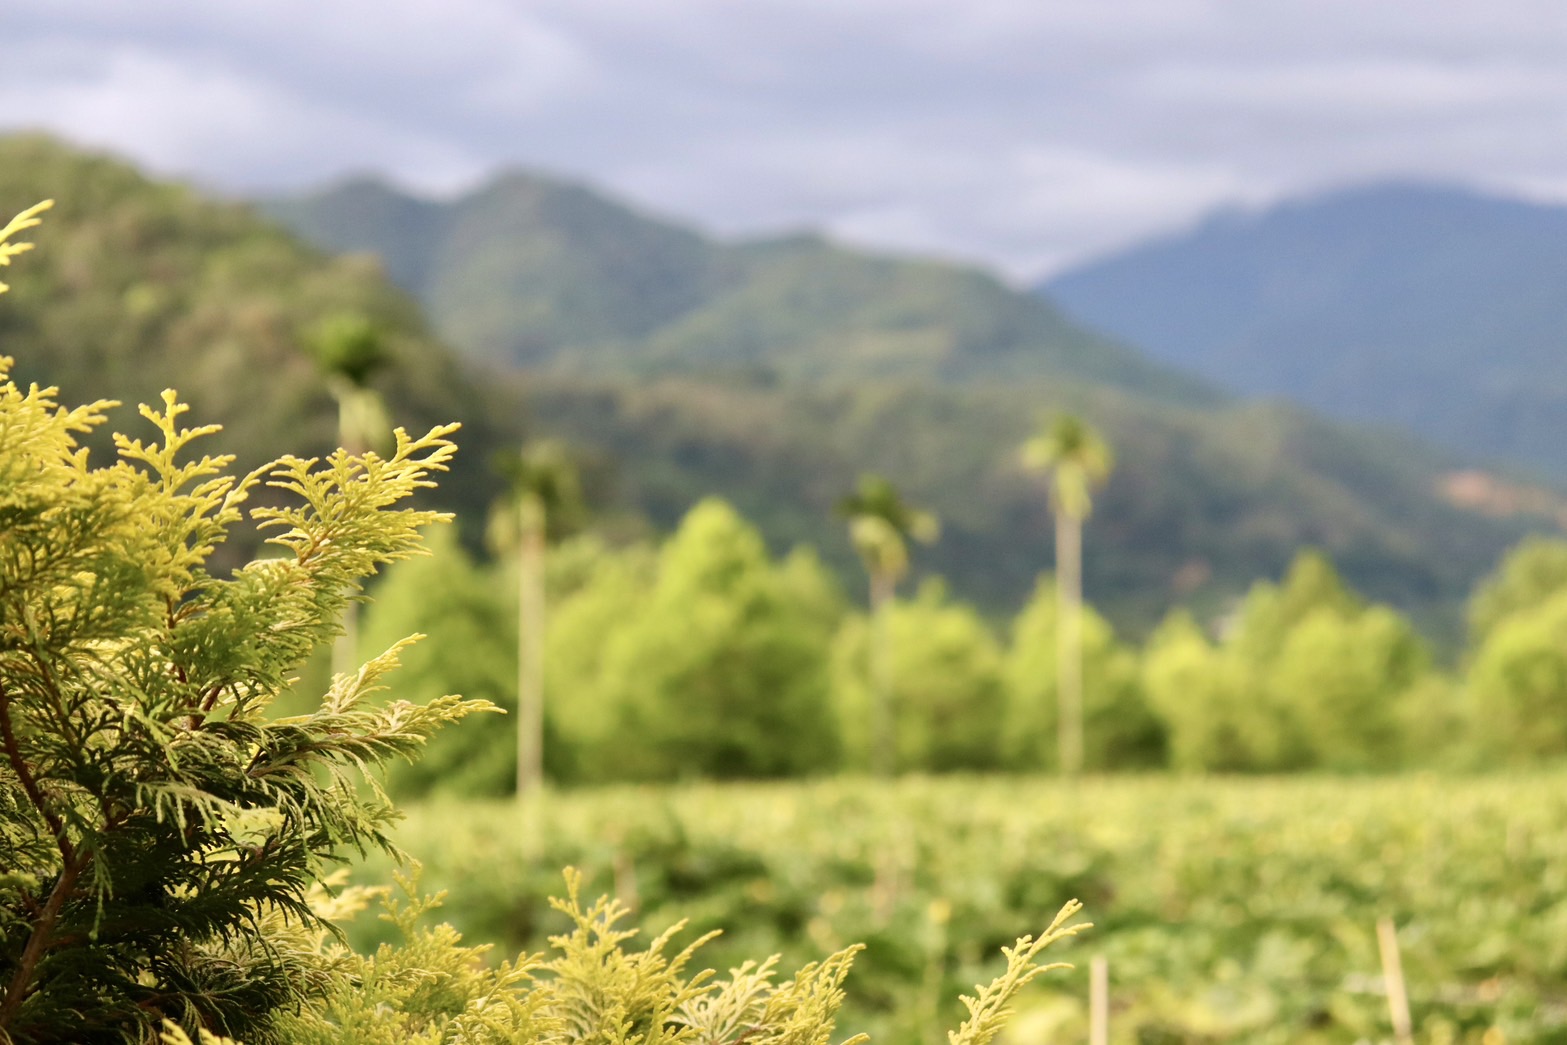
[0,133,515,548]
[1,133,1546,636]
[1044,181,1567,481]
[264,172,1217,403]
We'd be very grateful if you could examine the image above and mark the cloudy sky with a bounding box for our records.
[9,1,1567,279]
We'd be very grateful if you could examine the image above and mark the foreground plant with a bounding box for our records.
[253,872,1088,1045]
[0,365,489,1040]
[1,200,1087,1043]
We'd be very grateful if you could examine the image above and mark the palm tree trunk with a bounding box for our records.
[516,519,547,799]
[1056,513,1083,776]
[869,570,896,777]
[332,396,363,680]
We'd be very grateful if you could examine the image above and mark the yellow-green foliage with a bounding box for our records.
[830,580,1006,773]
[0,326,494,1040]
[547,499,841,780]
[1001,576,1161,771]
[372,775,1567,1045]
[2,203,1083,1044]
[260,869,1085,1045]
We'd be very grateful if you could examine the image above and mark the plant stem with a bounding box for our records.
[0,852,88,1032]
[0,678,71,863]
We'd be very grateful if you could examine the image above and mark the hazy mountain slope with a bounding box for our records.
[510,371,1539,639]
[265,176,1216,404]
[6,132,1543,637]
[264,163,1556,636]
[1044,182,1567,479]
[0,134,515,551]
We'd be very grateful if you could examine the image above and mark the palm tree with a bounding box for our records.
[838,474,939,776]
[305,312,391,678]
[491,440,584,800]
[1021,415,1114,777]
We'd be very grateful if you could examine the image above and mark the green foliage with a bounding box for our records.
[550,500,841,780]
[1467,536,1567,647]
[1143,552,1434,772]
[358,527,518,796]
[947,901,1087,1045]
[266,864,1084,1045]
[1142,610,1276,772]
[490,440,587,544]
[370,774,1567,1045]
[268,173,1201,399]
[518,373,1527,638]
[831,582,1007,773]
[305,311,391,389]
[0,351,492,1040]
[838,475,940,592]
[1020,415,1113,522]
[1271,606,1428,770]
[1002,578,1163,771]
[0,134,513,564]
[1467,590,1567,762]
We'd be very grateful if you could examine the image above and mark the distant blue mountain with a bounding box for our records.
[1043,182,1567,480]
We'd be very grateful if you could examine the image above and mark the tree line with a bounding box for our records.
[358,456,1567,791]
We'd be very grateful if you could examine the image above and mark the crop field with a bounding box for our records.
[348,773,1567,1044]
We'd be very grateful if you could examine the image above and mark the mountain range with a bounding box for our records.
[1045,182,1567,482]
[261,164,1552,637]
[0,133,1547,639]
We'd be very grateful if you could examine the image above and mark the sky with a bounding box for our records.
[9,1,1567,280]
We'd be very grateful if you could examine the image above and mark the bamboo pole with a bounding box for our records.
[1377,917,1413,1045]
[1089,955,1108,1045]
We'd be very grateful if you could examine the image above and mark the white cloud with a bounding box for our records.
[1133,59,1567,117]
[9,0,1567,276]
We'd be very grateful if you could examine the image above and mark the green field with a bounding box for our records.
[347,774,1566,1044]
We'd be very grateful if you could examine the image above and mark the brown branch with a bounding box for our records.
[0,850,89,1033]
[0,677,72,865]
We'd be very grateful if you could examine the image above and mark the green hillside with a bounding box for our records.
[1045,182,1567,481]
[0,134,515,553]
[3,134,1547,638]
[512,371,1537,637]
[266,166,1550,637]
[265,174,1214,403]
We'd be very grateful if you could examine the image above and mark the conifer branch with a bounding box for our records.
[0,848,89,1033]
[0,677,70,864]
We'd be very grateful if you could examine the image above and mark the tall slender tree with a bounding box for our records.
[304,312,391,678]
[491,440,584,799]
[837,474,939,776]
[1022,415,1114,776]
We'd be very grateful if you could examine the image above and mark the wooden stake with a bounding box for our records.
[1089,955,1108,1045]
[1377,917,1413,1044]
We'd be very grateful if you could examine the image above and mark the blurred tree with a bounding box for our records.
[1231,549,1360,664]
[489,440,585,800]
[304,310,392,678]
[550,499,840,780]
[1142,610,1279,772]
[1467,536,1567,649]
[1271,605,1428,770]
[1146,552,1435,772]
[1467,589,1567,762]
[831,581,1006,772]
[358,527,516,796]
[1003,577,1163,772]
[837,475,939,776]
[1021,415,1114,776]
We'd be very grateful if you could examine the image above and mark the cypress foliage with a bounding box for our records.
[1,200,1088,1043]
[0,200,495,1041]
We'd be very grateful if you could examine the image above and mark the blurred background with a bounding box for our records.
[7,3,1567,1041]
